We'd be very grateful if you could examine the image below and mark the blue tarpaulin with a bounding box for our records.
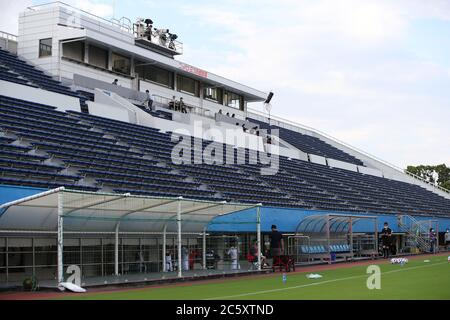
[208,206,450,233]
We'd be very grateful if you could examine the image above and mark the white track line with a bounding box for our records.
[205,260,448,300]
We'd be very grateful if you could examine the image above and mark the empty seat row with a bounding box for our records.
[0,89,448,216]
[299,244,351,254]
[0,49,81,98]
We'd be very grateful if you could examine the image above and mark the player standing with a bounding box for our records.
[380,222,392,259]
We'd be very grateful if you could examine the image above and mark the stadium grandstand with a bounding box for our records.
[0,2,449,290]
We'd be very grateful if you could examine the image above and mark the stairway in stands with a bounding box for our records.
[397,215,431,253]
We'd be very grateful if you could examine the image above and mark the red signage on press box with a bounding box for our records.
[179,63,208,78]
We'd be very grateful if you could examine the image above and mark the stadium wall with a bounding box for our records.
[0,185,46,212]
[0,80,80,111]
[1,186,449,234]
[207,207,450,233]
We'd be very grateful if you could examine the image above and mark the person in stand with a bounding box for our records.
[270,225,284,265]
[444,228,450,250]
[165,250,173,272]
[143,89,153,110]
[112,79,118,85]
[227,243,240,270]
[189,249,199,270]
[139,251,146,273]
[249,240,267,268]
[429,228,437,254]
[169,95,177,110]
[380,222,392,258]
[179,97,187,113]
[205,249,220,269]
[181,246,189,271]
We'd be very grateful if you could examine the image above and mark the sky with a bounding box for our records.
[1,0,450,169]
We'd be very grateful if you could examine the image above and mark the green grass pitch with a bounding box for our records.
[61,255,450,300]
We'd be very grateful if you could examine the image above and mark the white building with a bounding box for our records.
[17,2,267,119]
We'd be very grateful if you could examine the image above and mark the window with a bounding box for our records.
[39,38,52,57]
[112,52,131,75]
[225,91,243,110]
[62,41,84,62]
[203,87,223,104]
[135,63,174,88]
[88,45,108,69]
[177,74,199,97]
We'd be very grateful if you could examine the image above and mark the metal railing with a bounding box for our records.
[398,215,432,253]
[152,94,213,118]
[0,31,17,41]
[247,107,450,195]
[26,2,183,54]
[135,28,183,55]
[26,1,133,34]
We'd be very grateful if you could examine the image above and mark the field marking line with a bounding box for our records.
[205,260,448,300]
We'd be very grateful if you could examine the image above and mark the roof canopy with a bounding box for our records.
[296,213,378,233]
[0,188,258,233]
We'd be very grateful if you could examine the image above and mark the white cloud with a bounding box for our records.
[64,0,114,18]
[0,1,113,36]
[293,0,408,45]
[0,0,32,35]
[179,0,450,167]
[2,0,449,167]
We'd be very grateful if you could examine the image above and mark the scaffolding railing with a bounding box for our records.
[0,31,17,42]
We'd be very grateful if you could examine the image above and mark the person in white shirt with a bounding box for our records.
[445,228,450,250]
[182,246,189,271]
[227,245,239,270]
[143,90,153,110]
[137,251,146,273]
[165,250,173,272]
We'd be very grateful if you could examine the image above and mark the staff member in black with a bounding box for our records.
[270,224,284,263]
[380,222,392,259]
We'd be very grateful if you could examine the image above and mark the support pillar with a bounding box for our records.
[202,227,207,270]
[84,42,89,64]
[57,191,64,284]
[374,219,378,259]
[162,225,167,272]
[349,217,353,259]
[256,205,262,271]
[326,215,331,264]
[436,221,439,253]
[115,222,120,276]
[177,198,182,278]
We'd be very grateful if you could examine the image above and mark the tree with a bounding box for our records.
[406,164,450,190]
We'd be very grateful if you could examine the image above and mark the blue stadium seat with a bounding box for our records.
[0,94,449,216]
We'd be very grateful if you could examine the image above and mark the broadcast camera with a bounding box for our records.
[154,28,170,46]
[144,19,154,41]
[168,33,178,50]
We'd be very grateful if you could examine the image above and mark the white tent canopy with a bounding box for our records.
[296,214,378,234]
[0,187,262,282]
[0,187,258,233]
